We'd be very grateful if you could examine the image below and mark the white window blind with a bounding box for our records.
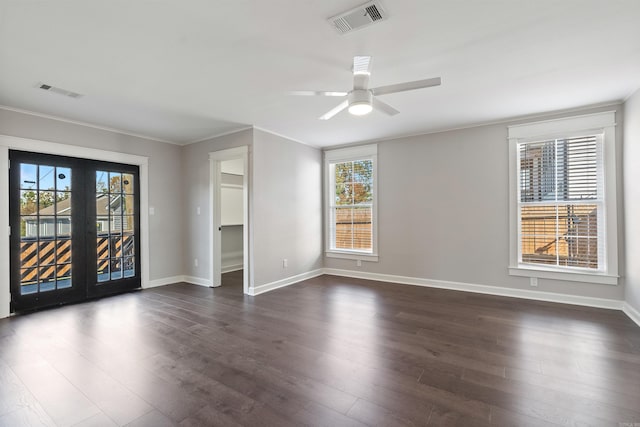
[518,135,604,270]
[508,111,618,284]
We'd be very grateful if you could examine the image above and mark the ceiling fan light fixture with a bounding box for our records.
[348,102,373,116]
[348,90,373,116]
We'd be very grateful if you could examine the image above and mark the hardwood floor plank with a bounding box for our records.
[10,357,102,426]
[70,412,118,427]
[125,410,176,427]
[0,406,57,427]
[1,273,639,426]
[346,398,429,427]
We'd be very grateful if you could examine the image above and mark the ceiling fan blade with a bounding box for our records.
[371,77,441,96]
[353,56,372,75]
[372,98,400,116]
[290,90,348,97]
[319,100,349,120]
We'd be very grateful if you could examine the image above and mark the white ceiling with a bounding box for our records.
[1,1,639,148]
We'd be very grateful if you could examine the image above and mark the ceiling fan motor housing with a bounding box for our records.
[348,90,373,115]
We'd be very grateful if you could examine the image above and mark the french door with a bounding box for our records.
[9,151,141,312]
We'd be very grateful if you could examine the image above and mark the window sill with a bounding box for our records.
[509,265,618,285]
[326,251,379,262]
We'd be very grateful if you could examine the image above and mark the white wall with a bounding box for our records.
[252,129,323,288]
[624,89,640,315]
[221,225,243,272]
[325,105,626,302]
[220,172,244,272]
[0,108,184,282]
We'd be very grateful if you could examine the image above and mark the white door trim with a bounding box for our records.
[0,134,150,318]
[209,146,250,294]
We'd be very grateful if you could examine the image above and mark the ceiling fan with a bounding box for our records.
[293,56,441,120]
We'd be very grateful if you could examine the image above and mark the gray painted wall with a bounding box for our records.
[0,108,183,281]
[180,129,253,282]
[252,129,323,286]
[1,100,634,315]
[624,90,640,313]
[180,128,323,289]
[324,105,626,301]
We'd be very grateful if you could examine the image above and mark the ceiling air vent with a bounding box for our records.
[328,1,388,34]
[36,82,83,99]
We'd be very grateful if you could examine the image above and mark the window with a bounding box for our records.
[325,144,378,260]
[508,112,618,284]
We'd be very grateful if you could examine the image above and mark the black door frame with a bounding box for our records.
[9,150,141,312]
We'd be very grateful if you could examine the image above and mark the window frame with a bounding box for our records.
[508,111,618,285]
[324,144,378,261]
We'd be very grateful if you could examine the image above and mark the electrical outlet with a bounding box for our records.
[196,206,201,215]
[530,277,538,287]
[283,259,288,268]
[194,258,199,267]
[356,259,362,267]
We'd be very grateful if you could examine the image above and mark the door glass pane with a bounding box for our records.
[56,167,71,191]
[123,235,135,257]
[20,216,37,239]
[20,268,38,294]
[18,162,74,296]
[20,191,38,216]
[56,239,72,264]
[97,237,109,260]
[123,257,135,278]
[96,171,109,194]
[20,164,37,190]
[110,235,122,258]
[121,216,134,233]
[122,194,135,216]
[110,258,122,280]
[38,191,56,213]
[38,240,55,266]
[109,172,122,193]
[38,216,56,239]
[122,173,134,194]
[97,259,109,282]
[96,195,110,216]
[56,217,72,238]
[20,239,37,268]
[39,265,56,292]
[57,264,72,289]
[39,165,55,190]
[56,192,71,216]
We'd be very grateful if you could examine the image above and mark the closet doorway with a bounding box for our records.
[209,146,249,294]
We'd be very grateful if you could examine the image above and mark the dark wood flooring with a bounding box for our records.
[1,274,639,426]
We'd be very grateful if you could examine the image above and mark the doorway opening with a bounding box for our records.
[209,146,249,294]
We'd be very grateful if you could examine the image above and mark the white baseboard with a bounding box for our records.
[623,302,640,327]
[146,275,212,289]
[249,269,324,296]
[118,269,639,328]
[222,263,243,274]
[183,275,212,287]
[323,268,624,311]
[145,276,185,289]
